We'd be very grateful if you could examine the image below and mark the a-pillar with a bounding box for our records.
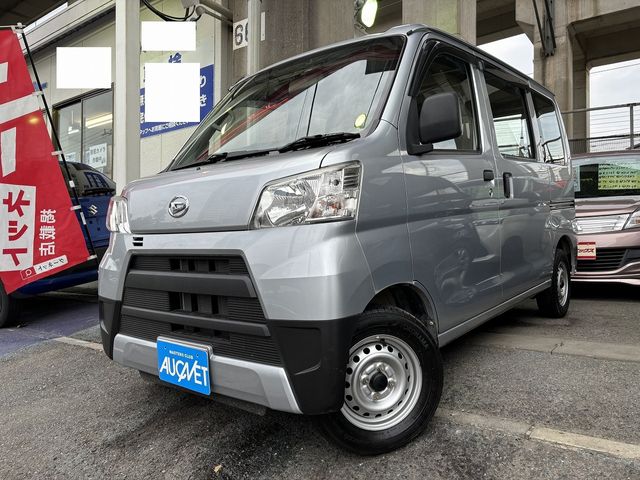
[402,0,477,45]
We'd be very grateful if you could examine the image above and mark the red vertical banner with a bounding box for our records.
[0,30,89,294]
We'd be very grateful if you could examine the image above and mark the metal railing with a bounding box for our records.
[562,102,640,154]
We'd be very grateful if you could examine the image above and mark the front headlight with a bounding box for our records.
[106,196,131,233]
[624,209,640,229]
[571,219,582,234]
[252,162,361,228]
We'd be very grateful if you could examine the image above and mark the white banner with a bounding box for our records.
[0,183,36,271]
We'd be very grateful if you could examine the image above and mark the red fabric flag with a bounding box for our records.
[0,30,89,294]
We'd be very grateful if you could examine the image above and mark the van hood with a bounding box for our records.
[576,196,640,217]
[123,148,333,233]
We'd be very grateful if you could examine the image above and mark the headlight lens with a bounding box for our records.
[571,219,582,234]
[624,209,640,229]
[252,163,361,228]
[106,196,131,233]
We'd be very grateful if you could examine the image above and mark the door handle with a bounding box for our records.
[503,172,513,199]
[483,169,495,181]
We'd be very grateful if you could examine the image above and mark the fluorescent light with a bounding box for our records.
[86,113,113,129]
[360,0,378,28]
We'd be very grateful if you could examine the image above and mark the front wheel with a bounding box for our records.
[536,249,571,318]
[316,307,443,455]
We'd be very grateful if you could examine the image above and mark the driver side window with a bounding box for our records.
[416,54,479,151]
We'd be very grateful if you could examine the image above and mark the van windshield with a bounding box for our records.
[169,36,404,170]
[574,155,640,198]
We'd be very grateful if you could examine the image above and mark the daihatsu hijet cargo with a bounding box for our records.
[100,24,575,454]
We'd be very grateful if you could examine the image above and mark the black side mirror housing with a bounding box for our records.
[408,92,462,155]
[420,92,462,145]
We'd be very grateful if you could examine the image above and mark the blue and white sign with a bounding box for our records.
[140,62,214,138]
[157,338,211,395]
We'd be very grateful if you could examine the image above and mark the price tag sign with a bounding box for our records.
[577,242,596,260]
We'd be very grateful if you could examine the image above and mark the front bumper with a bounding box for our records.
[113,333,301,413]
[100,297,357,414]
[573,262,640,285]
[99,223,373,414]
[573,231,640,285]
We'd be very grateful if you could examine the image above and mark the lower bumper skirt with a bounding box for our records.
[113,333,302,414]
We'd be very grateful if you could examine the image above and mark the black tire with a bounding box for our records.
[315,306,443,455]
[0,282,19,328]
[536,249,571,318]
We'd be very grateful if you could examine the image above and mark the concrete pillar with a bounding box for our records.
[260,0,310,68]
[402,0,477,45]
[571,49,588,140]
[232,0,354,80]
[213,0,232,96]
[308,0,354,49]
[247,0,261,74]
[524,0,589,140]
[113,0,140,189]
[515,0,534,43]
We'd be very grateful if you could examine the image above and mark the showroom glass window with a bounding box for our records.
[55,90,113,177]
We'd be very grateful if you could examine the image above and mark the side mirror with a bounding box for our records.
[418,92,462,147]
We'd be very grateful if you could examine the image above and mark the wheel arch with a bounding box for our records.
[556,235,574,270]
[364,282,439,343]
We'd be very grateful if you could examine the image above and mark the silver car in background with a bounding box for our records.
[573,152,640,284]
[100,24,575,454]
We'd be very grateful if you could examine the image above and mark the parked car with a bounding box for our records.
[99,24,575,454]
[573,151,640,284]
[0,161,115,327]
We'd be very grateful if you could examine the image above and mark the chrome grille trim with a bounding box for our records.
[574,214,629,234]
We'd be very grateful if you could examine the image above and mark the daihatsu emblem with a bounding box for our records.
[168,195,189,218]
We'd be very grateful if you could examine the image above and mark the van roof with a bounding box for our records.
[239,24,554,100]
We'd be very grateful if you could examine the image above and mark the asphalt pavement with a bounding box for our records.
[0,283,639,479]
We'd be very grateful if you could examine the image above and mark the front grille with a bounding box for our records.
[130,255,249,275]
[118,255,281,366]
[577,248,627,272]
[119,315,282,365]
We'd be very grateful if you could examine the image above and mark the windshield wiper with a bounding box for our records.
[172,149,276,171]
[279,132,360,153]
[171,132,360,171]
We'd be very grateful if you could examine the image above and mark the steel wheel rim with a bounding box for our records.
[341,334,422,431]
[557,263,569,306]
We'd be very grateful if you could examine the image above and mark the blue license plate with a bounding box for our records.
[157,338,211,395]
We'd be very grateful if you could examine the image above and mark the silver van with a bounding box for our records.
[100,24,575,454]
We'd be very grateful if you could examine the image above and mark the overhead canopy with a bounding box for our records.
[0,1,65,27]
